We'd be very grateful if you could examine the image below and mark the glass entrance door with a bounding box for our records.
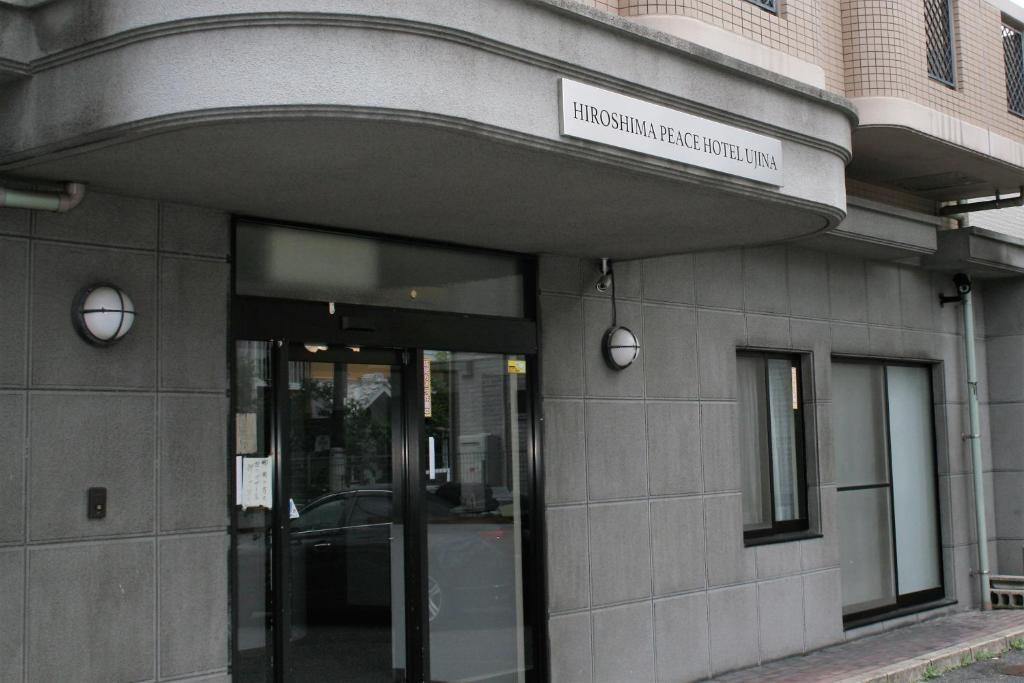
[233,343,537,683]
[285,347,405,682]
[424,351,531,683]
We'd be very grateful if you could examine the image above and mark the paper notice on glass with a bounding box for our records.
[236,412,258,455]
[240,456,273,509]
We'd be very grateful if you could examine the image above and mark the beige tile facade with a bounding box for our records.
[841,0,1024,141]
[608,0,846,92]
[588,0,1024,142]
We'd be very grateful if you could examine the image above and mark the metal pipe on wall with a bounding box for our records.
[961,282,992,609]
[0,182,85,212]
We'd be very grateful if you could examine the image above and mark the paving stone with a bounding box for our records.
[711,610,1024,683]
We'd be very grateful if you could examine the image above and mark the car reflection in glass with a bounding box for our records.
[290,483,522,629]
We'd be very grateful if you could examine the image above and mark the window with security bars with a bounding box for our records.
[925,0,956,87]
[1004,23,1024,117]
[743,0,778,14]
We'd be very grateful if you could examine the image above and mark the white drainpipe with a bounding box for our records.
[942,273,991,609]
[961,284,992,610]
[0,182,86,212]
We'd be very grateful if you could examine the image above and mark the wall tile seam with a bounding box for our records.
[551,490,715,507]
[581,303,595,624]
[158,383,229,393]
[581,292,643,304]
[20,534,160,551]
[155,527,231,538]
[20,226,34,683]
[640,287,661,627]
[639,296,699,307]
[0,527,227,548]
[21,388,159,397]
[22,234,161,256]
[983,332,1024,340]
[584,493,722,507]
[639,300,699,311]
[586,595,657,613]
[155,248,231,262]
[158,252,230,266]
[153,520,160,679]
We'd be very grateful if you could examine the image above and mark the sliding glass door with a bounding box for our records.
[834,361,943,623]
[233,342,538,682]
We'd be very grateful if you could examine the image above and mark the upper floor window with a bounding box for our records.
[925,0,956,87]
[744,0,778,14]
[1004,21,1024,117]
[737,351,808,542]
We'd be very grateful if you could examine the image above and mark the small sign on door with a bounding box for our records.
[237,456,273,509]
[424,358,432,418]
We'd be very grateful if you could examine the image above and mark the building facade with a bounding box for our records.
[2,1,1024,682]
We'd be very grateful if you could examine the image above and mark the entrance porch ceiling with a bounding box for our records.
[0,0,854,257]
[848,126,1024,202]
[2,118,841,259]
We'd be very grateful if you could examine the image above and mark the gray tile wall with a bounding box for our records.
[0,192,231,683]
[540,249,992,682]
[983,279,1024,577]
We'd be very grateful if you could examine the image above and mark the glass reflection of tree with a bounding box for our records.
[339,397,390,485]
[291,378,391,499]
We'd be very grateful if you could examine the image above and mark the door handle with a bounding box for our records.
[312,542,332,551]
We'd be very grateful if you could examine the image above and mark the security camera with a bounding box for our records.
[595,258,613,293]
[953,273,972,295]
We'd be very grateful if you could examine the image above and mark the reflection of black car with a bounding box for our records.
[291,486,518,626]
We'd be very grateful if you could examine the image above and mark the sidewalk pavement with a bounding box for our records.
[707,610,1024,683]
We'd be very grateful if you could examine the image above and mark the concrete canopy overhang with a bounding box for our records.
[798,196,940,262]
[924,226,1024,278]
[0,0,856,258]
[847,97,1024,202]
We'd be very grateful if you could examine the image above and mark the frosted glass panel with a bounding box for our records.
[737,355,771,529]
[767,359,801,521]
[236,222,527,318]
[839,488,896,614]
[833,363,889,487]
[888,365,942,594]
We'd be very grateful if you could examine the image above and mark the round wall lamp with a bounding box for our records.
[72,284,136,346]
[602,325,640,371]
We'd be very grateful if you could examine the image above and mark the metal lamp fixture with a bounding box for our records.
[596,259,640,371]
[72,283,136,346]
[602,325,640,370]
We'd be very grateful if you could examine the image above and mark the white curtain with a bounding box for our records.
[767,359,800,521]
[737,356,771,528]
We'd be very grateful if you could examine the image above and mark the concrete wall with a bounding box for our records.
[984,278,1024,575]
[0,191,231,683]
[539,248,993,682]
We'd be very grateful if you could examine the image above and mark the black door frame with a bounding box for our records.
[229,219,546,683]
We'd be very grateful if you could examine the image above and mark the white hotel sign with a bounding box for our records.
[559,78,783,186]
